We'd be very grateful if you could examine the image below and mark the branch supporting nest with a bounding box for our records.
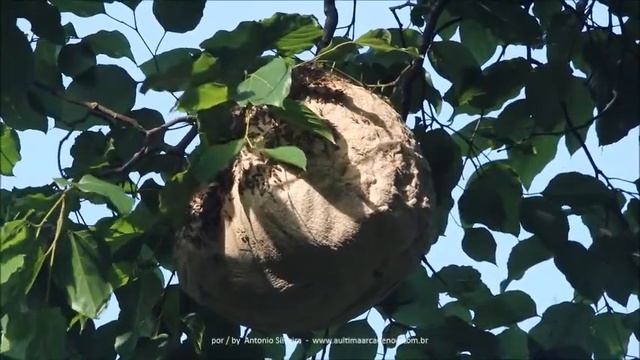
[398,0,450,121]
[317,0,338,53]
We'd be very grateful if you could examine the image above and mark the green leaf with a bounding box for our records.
[520,196,568,250]
[329,320,377,360]
[500,236,553,292]
[494,99,534,143]
[152,0,205,33]
[429,41,481,87]
[139,48,200,93]
[467,58,531,113]
[0,220,46,311]
[592,312,632,359]
[497,326,529,359]
[236,57,292,107]
[0,307,69,359]
[57,42,96,77]
[61,65,137,129]
[114,270,164,358]
[265,13,323,56]
[51,0,104,17]
[0,124,21,176]
[83,30,135,62]
[554,241,603,303]
[53,230,113,318]
[13,1,65,44]
[434,265,492,309]
[452,117,499,157]
[447,1,542,46]
[459,20,498,65]
[529,302,594,358]
[378,267,439,327]
[415,129,462,236]
[525,63,571,131]
[65,131,109,177]
[542,172,617,214]
[459,161,522,235]
[177,82,228,112]
[74,175,133,214]
[508,135,560,189]
[261,146,307,171]
[461,227,497,264]
[192,139,245,183]
[273,99,335,143]
[473,291,537,329]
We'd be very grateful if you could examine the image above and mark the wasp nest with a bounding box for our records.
[175,66,435,332]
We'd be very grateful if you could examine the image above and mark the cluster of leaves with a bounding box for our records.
[0,0,638,359]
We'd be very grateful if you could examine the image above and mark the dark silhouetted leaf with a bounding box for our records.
[415,129,462,236]
[554,241,603,303]
[528,302,594,357]
[58,42,96,77]
[378,267,439,327]
[498,326,529,359]
[51,0,104,17]
[83,30,135,61]
[435,265,492,309]
[461,227,496,264]
[152,0,205,33]
[592,312,632,359]
[542,172,617,214]
[459,161,522,235]
[261,146,307,172]
[520,196,568,250]
[429,41,481,87]
[13,1,65,44]
[501,236,553,292]
[473,291,537,329]
[329,320,377,360]
[62,65,137,129]
[459,20,498,65]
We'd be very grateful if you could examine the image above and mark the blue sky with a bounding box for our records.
[3,1,638,358]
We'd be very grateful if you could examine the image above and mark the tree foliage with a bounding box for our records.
[1,0,638,359]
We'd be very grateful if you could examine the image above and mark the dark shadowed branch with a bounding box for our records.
[317,0,338,53]
[34,81,198,175]
[398,0,451,121]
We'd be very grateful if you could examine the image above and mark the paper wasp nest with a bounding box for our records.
[175,66,435,332]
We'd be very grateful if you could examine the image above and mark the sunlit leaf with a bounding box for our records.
[192,138,245,183]
[236,57,292,107]
[0,124,21,176]
[177,82,228,112]
[53,230,113,318]
[75,175,134,214]
[261,146,307,171]
[273,99,335,143]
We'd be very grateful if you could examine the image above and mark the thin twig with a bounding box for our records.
[33,82,144,131]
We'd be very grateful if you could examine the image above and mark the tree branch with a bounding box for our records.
[317,0,338,53]
[398,0,451,121]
